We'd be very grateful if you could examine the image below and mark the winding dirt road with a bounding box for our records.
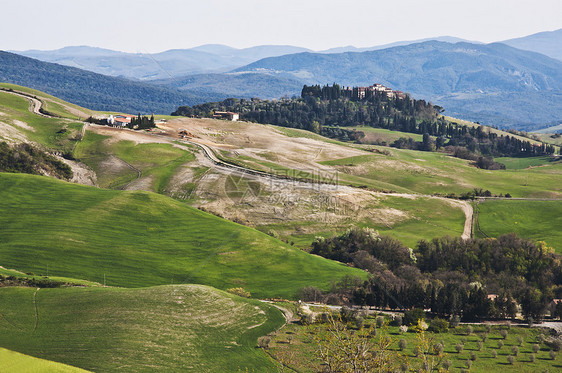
[0,89,52,118]
[8,91,475,240]
[181,136,475,239]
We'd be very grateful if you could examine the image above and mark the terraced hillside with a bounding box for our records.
[0,285,284,372]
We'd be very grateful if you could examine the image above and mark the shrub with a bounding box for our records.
[481,332,488,342]
[257,336,271,348]
[530,353,536,362]
[466,325,473,335]
[512,346,519,356]
[537,334,545,344]
[466,359,472,369]
[492,350,497,358]
[433,343,444,356]
[442,359,452,371]
[486,324,492,333]
[404,308,425,326]
[428,318,449,333]
[546,338,562,352]
[498,340,504,349]
[507,355,514,365]
[477,341,483,351]
[339,307,358,323]
[398,339,407,351]
[392,314,403,327]
[413,346,421,357]
[376,315,385,328]
[550,350,556,360]
[300,313,313,325]
[355,316,364,329]
[532,344,540,353]
[501,330,508,339]
[226,287,251,298]
[455,343,464,353]
[449,314,460,328]
[399,325,408,333]
[470,351,477,361]
[517,336,523,346]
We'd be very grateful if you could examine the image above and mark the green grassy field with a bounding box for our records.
[319,148,562,198]
[0,285,284,372]
[475,200,562,252]
[0,83,95,119]
[0,91,84,153]
[0,172,366,298]
[73,132,194,191]
[268,315,562,372]
[495,156,561,170]
[0,348,90,373]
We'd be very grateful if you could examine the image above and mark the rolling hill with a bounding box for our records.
[0,285,284,372]
[233,41,562,129]
[0,172,365,298]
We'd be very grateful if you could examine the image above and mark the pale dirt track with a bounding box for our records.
[0,89,51,118]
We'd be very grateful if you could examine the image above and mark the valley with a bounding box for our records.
[0,79,561,372]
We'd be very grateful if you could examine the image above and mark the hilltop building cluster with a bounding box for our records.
[341,83,407,100]
[301,83,407,101]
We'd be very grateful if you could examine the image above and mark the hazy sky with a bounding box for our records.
[2,0,561,52]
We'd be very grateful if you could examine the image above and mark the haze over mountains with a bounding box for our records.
[14,45,313,81]
[3,29,562,129]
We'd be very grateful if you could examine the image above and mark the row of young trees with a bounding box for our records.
[308,228,561,321]
[129,114,155,129]
[172,83,558,158]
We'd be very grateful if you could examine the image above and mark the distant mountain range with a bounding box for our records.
[10,37,480,81]
[232,41,562,129]
[0,51,220,114]
[149,72,303,100]
[13,45,312,81]
[4,29,562,128]
[501,29,562,62]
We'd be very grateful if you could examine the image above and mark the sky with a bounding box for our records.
[2,0,561,53]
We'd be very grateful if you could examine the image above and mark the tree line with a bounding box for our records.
[172,83,557,159]
[305,228,562,322]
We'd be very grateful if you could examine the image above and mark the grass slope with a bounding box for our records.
[73,132,194,191]
[0,82,95,119]
[0,90,83,152]
[319,148,562,198]
[0,348,90,373]
[475,200,562,253]
[0,173,365,298]
[0,285,284,372]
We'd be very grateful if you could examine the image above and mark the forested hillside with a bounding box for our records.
[173,83,557,160]
[233,41,562,129]
[0,51,213,113]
